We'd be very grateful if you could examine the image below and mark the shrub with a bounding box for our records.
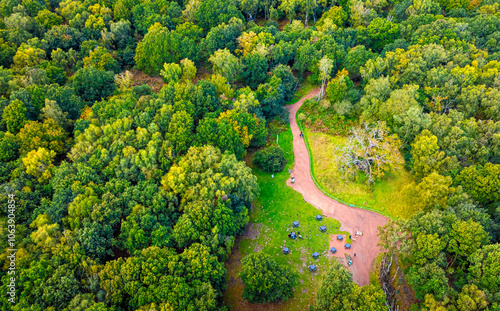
[240,252,298,303]
[253,145,286,173]
[132,84,152,96]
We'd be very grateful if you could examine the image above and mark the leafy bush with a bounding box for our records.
[133,84,152,96]
[253,145,286,173]
[240,252,298,303]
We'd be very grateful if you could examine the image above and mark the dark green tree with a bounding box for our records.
[253,145,287,173]
[72,67,116,103]
[195,0,244,31]
[239,252,298,303]
[344,45,374,80]
[310,260,387,311]
[241,52,268,89]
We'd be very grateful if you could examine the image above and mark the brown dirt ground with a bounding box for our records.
[130,69,164,92]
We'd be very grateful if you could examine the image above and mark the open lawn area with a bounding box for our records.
[305,130,418,220]
[223,126,351,311]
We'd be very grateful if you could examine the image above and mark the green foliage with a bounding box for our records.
[0,38,16,67]
[3,99,27,133]
[411,233,446,266]
[411,130,454,180]
[405,172,453,211]
[310,260,387,310]
[83,46,120,73]
[72,66,116,103]
[456,163,500,205]
[203,18,244,56]
[360,17,400,52]
[271,64,297,101]
[326,69,356,116]
[407,262,449,300]
[448,219,491,263]
[345,45,374,79]
[2,0,500,309]
[195,0,244,31]
[13,43,46,70]
[239,252,298,303]
[18,118,68,155]
[209,48,240,84]
[35,9,63,30]
[160,62,182,84]
[99,246,223,310]
[40,98,70,130]
[135,23,202,75]
[161,58,197,84]
[253,145,287,173]
[166,110,193,155]
[455,284,489,311]
[22,147,56,183]
[293,41,321,77]
[469,244,500,297]
[0,131,19,162]
[316,6,347,28]
[241,52,268,89]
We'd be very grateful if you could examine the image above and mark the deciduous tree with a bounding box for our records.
[22,147,56,183]
[208,48,240,84]
[337,122,404,185]
[3,99,27,133]
[240,252,298,303]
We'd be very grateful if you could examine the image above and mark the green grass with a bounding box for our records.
[223,125,350,310]
[285,81,315,105]
[305,130,417,220]
[298,98,357,136]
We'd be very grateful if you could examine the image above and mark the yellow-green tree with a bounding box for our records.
[411,130,451,180]
[22,147,56,183]
[3,99,27,133]
[208,48,240,84]
[30,214,60,252]
[405,172,453,211]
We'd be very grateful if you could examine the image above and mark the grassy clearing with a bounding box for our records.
[298,99,357,136]
[305,130,417,220]
[223,125,349,311]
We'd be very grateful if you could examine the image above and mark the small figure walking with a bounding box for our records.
[354,253,356,256]
[300,132,303,138]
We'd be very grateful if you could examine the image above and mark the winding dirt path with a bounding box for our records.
[286,88,389,286]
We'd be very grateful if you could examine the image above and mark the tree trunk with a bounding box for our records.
[305,11,308,26]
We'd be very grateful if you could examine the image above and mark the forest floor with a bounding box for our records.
[130,69,164,92]
[306,131,417,220]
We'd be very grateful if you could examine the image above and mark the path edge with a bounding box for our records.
[294,97,396,220]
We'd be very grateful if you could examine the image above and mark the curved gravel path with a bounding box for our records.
[286,88,389,286]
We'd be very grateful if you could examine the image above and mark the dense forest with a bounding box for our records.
[0,0,499,309]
